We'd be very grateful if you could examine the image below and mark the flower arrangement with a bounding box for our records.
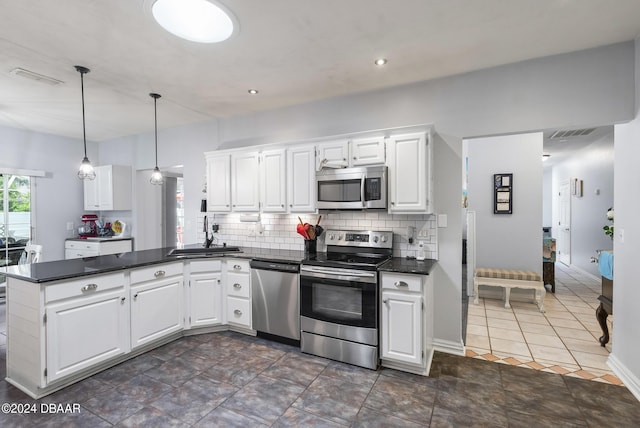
[603,207,614,239]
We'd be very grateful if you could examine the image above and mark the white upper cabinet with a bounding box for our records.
[231,152,260,212]
[83,165,132,211]
[206,153,231,212]
[260,149,287,213]
[287,145,316,213]
[386,131,433,213]
[316,139,349,170]
[350,136,386,166]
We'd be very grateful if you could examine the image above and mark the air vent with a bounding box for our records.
[548,128,596,139]
[9,67,64,86]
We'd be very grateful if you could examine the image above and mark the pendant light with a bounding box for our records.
[75,65,96,180]
[149,93,163,185]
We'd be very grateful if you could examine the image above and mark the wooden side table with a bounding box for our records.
[543,261,555,293]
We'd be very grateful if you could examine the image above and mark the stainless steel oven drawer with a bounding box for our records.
[301,331,378,370]
[301,316,377,345]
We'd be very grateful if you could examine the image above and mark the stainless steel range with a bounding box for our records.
[300,230,393,369]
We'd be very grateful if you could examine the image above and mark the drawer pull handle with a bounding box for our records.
[233,265,242,270]
[233,283,242,289]
[234,309,242,316]
[394,281,408,287]
[154,270,165,278]
[81,284,98,292]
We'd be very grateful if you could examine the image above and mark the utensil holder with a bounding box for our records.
[304,239,317,256]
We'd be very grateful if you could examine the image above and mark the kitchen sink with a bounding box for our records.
[167,246,242,258]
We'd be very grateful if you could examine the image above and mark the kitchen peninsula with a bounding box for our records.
[4,245,437,398]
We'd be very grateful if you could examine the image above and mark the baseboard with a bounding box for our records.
[433,338,465,356]
[607,354,640,402]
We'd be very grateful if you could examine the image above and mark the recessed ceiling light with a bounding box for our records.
[248,89,258,95]
[374,58,388,66]
[151,0,236,43]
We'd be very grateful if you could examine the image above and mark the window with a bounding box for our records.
[1,174,34,268]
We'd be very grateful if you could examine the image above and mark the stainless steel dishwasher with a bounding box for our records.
[250,260,300,344]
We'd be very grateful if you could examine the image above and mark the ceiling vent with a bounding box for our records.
[548,128,596,139]
[9,67,64,86]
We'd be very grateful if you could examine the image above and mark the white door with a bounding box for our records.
[351,137,386,166]
[46,289,129,382]
[131,277,184,348]
[381,290,422,365]
[316,139,349,170]
[387,133,427,213]
[260,149,287,213]
[231,152,260,212]
[558,180,571,266]
[207,154,231,212]
[190,271,222,327]
[287,145,316,212]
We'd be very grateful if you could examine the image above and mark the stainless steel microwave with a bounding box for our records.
[316,165,387,210]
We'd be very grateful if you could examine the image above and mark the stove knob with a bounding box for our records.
[338,234,343,240]
[381,235,388,243]
[372,236,379,243]
[329,234,335,241]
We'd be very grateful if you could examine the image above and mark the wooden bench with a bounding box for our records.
[474,267,545,312]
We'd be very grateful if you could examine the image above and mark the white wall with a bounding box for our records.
[609,37,640,400]
[0,127,91,261]
[467,133,543,272]
[551,135,614,277]
[542,168,553,227]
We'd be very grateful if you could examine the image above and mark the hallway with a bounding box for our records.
[466,263,620,385]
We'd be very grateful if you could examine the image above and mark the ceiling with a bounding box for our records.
[1,0,640,142]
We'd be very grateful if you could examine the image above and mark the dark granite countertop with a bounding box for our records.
[378,257,437,275]
[3,246,305,284]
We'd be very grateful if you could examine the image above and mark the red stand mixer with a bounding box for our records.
[78,214,99,238]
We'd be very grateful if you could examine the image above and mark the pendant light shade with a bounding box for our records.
[75,65,96,180]
[150,93,163,185]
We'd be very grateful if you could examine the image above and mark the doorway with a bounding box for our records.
[557,179,571,266]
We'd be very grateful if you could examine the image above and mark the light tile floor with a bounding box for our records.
[466,262,622,385]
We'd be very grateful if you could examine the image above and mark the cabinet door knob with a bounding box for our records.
[154,270,165,278]
[383,299,388,304]
[391,202,395,206]
[394,281,408,287]
[233,283,242,289]
[81,283,98,292]
[121,297,126,303]
[226,204,229,207]
[234,309,242,316]
[353,156,357,160]
[233,265,242,270]
[281,204,285,208]
[134,293,139,300]
[290,204,293,207]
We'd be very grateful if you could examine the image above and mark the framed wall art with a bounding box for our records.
[494,173,513,214]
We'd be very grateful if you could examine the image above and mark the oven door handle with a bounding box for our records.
[301,267,376,283]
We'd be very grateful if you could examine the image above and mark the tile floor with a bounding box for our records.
[466,262,621,384]
[1,329,640,427]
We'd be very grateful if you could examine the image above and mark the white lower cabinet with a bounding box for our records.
[130,263,184,348]
[380,272,434,375]
[188,260,223,328]
[45,274,129,383]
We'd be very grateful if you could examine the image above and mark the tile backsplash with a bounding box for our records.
[197,211,438,259]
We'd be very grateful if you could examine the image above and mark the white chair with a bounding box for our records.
[19,244,43,264]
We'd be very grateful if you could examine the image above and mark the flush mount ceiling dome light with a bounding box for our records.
[151,0,236,43]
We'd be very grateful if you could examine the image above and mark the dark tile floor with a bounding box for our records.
[1,303,639,427]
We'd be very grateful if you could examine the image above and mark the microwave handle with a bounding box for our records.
[361,173,366,207]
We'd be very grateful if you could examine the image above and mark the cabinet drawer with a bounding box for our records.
[45,272,125,303]
[65,249,99,260]
[190,260,222,273]
[130,262,183,285]
[381,273,423,292]
[227,259,250,274]
[226,272,250,298]
[227,296,251,327]
[65,240,99,251]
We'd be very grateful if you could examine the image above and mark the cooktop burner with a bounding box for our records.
[302,229,393,271]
